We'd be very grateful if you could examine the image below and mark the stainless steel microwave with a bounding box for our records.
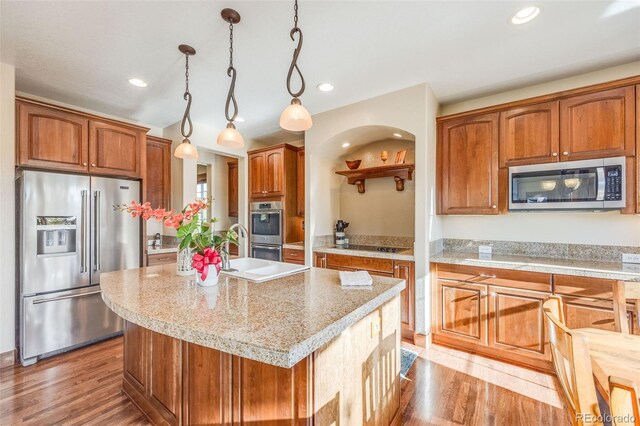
[509,157,625,211]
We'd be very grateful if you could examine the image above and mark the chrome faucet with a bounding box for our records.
[222,223,248,271]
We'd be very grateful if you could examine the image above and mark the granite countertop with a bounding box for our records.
[283,242,304,250]
[147,245,179,255]
[430,251,640,282]
[314,245,415,261]
[100,266,405,368]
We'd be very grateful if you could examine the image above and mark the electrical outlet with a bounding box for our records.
[478,245,492,254]
[622,263,640,273]
[622,253,640,264]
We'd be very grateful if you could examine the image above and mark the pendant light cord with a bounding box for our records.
[224,20,239,123]
[181,53,193,139]
[286,0,305,99]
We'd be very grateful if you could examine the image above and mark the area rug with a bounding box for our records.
[401,348,418,379]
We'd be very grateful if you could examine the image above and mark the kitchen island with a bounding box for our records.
[101,264,405,426]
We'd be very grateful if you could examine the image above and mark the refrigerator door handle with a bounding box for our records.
[32,290,102,304]
[81,190,88,273]
[94,190,101,272]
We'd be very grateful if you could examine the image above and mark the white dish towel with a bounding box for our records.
[339,270,373,287]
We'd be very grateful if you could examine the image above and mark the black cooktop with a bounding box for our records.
[335,244,409,253]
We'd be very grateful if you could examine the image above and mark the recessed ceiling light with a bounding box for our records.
[511,6,540,24]
[317,82,334,92]
[235,116,245,122]
[128,78,148,87]
[342,142,350,148]
[393,133,403,138]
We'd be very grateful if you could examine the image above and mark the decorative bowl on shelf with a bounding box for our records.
[345,160,362,170]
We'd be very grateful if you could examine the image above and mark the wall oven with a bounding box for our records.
[509,157,625,211]
[250,201,283,244]
[250,202,283,261]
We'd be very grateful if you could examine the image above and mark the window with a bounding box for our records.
[197,176,208,222]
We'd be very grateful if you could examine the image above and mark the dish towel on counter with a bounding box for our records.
[339,270,373,287]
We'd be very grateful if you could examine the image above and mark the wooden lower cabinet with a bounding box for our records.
[122,296,402,425]
[147,252,177,266]
[283,248,305,265]
[433,263,638,372]
[315,252,416,343]
[487,286,549,362]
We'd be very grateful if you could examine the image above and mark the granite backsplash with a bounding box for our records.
[432,238,640,262]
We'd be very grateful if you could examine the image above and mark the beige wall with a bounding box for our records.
[1,63,16,353]
[438,61,640,247]
[306,84,438,334]
[337,139,415,237]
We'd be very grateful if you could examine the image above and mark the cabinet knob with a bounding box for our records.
[91,163,96,167]
[491,205,497,209]
[83,162,87,166]
[552,152,558,157]
[562,151,569,156]
[480,291,487,296]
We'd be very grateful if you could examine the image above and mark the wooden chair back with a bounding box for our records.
[612,281,640,335]
[543,296,603,426]
[609,376,640,426]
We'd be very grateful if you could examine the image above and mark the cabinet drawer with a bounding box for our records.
[436,263,552,293]
[562,296,635,333]
[283,248,304,261]
[147,253,177,266]
[326,253,394,274]
[553,274,614,300]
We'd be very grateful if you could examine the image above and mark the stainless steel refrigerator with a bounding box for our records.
[17,170,140,365]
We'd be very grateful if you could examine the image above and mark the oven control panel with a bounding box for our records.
[604,165,623,201]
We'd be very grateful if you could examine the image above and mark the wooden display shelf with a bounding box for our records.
[335,163,415,194]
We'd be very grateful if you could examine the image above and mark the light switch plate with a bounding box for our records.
[622,253,640,264]
[478,245,492,254]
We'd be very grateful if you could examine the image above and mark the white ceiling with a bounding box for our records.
[2,1,639,139]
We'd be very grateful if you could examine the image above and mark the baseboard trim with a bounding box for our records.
[0,349,17,368]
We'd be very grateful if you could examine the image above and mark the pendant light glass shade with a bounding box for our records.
[280,98,313,132]
[174,138,199,160]
[216,123,245,149]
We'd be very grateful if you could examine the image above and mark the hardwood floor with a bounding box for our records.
[1,337,568,425]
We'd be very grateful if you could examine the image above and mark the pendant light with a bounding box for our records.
[279,0,313,132]
[217,9,244,149]
[174,44,199,159]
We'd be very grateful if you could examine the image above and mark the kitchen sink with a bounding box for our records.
[220,258,309,282]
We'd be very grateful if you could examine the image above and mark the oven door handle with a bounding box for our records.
[596,167,605,201]
[252,245,281,251]
[251,210,283,215]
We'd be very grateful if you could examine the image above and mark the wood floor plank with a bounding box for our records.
[1,336,569,425]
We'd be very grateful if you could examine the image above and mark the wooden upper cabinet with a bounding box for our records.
[145,136,172,210]
[89,120,144,178]
[265,149,284,196]
[17,100,90,172]
[499,101,560,167]
[228,161,238,217]
[296,148,305,216]
[249,152,266,198]
[439,113,499,214]
[559,86,635,160]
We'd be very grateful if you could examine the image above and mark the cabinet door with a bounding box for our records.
[394,260,415,339]
[228,161,238,217]
[265,149,284,196]
[17,101,89,172]
[559,86,635,160]
[314,252,326,268]
[439,113,499,214]
[487,286,550,362]
[148,331,182,426]
[563,297,634,333]
[297,148,305,216]
[89,120,143,177]
[145,137,171,209]
[437,280,487,345]
[249,153,266,198]
[499,101,559,167]
[123,321,147,394]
